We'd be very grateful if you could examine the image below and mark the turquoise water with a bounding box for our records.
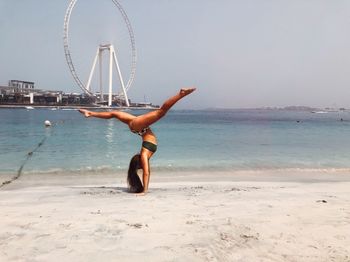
[1,108,350,176]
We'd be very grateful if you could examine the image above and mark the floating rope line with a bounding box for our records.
[0,120,65,189]
[0,136,48,188]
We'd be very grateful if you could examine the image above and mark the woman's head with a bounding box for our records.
[129,154,141,169]
[127,154,143,193]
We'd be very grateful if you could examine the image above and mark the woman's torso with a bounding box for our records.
[142,128,157,144]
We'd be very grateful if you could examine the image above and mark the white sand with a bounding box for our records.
[0,170,350,262]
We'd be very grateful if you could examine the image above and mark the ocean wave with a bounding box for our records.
[2,166,348,177]
[19,165,123,176]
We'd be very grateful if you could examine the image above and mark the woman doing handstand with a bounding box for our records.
[78,87,196,195]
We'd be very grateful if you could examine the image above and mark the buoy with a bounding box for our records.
[44,120,52,127]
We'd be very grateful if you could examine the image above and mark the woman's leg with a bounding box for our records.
[130,87,196,131]
[79,109,136,125]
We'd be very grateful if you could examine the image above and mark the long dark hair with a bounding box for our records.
[127,154,144,193]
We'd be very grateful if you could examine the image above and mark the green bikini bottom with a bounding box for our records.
[142,141,157,153]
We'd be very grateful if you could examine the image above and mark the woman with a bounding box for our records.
[78,87,196,195]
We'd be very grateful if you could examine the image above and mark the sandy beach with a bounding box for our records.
[1,170,350,262]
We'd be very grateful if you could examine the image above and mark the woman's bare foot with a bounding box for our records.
[78,109,91,117]
[180,87,196,97]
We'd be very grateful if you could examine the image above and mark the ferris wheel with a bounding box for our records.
[63,0,137,106]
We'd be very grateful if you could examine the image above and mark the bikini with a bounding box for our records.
[131,127,149,136]
[131,127,157,153]
[142,141,157,153]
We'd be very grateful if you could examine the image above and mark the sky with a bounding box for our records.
[1,0,350,109]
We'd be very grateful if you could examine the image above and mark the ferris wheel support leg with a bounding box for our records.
[108,47,113,107]
[86,47,100,93]
[99,51,103,102]
[112,46,130,107]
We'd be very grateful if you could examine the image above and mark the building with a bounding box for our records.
[0,80,66,105]
[8,80,35,90]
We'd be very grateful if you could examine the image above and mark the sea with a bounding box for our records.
[1,108,350,177]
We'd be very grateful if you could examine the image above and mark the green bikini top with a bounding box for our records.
[131,127,149,136]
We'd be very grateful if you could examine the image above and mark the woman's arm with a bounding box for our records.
[140,153,150,193]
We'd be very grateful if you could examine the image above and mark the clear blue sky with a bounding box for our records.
[1,0,350,109]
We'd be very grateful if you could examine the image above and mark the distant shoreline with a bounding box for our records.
[205,106,349,112]
[0,105,159,110]
[1,104,349,112]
